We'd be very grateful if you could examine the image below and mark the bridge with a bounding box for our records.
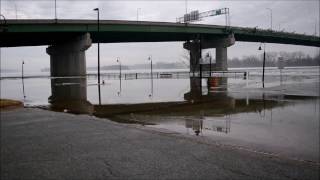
[1,19,319,47]
[1,19,319,77]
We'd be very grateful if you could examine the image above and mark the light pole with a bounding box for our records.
[266,8,272,30]
[93,8,101,104]
[21,60,24,79]
[209,52,212,77]
[136,8,141,21]
[258,43,266,88]
[117,57,122,93]
[22,60,26,98]
[54,0,57,20]
[315,19,317,36]
[14,4,17,19]
[148,55,153,96]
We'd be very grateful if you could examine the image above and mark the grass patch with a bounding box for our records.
[0,99,23,109]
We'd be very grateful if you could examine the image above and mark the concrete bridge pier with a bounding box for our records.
[183,40,201,73]
[46,33,92,77]
[46,33,93,113]
[183,34,235,72]
[216,47,228,71]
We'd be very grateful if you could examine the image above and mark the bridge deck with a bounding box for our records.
[0,19,319,47]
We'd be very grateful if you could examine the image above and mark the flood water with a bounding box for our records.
[1,66,319,163]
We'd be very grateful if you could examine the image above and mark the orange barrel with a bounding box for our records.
[208,77,219,88]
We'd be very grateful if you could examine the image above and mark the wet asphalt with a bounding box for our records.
[1,108,319,180]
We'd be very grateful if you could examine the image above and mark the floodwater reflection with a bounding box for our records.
[46,75,319,163]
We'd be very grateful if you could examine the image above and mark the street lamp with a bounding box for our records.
[137,8,141,21]
[117,57,122,93]
[21,60,26,98]
[14,4,17,19]
[266,8,272,30]
[148,55,153,97]
[54,0,57,20]
[258,43,266,88]
[93,8,101,104]
[93,8,100,85]
[208,52,212,77]
[21,60,24,79]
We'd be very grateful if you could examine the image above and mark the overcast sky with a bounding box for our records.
[0,0,319,72]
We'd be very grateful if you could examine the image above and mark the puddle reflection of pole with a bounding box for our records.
[270,108,273,127]
[259,93,266,119]
[148,55,153,97]
[280,68,283,87]
[246,91,249,105]
[263,93,266,118]
[117,57,122,95]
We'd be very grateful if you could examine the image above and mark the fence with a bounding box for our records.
[87,70,248,80]
[1,71,247,80]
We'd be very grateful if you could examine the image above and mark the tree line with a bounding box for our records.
[228,51,320,67]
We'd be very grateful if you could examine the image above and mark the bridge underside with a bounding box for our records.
[1,31,319,47]
[1,32,232,47]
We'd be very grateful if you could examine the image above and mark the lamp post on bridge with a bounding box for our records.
[54,0,57,20]
[266,8,272,30]
[93,8,101,105]
[14,4,17,19]
[137,8,141,21]
[258,43,266,88]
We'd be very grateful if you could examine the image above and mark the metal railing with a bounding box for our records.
[88,70,247,80]
[1,71,247,80]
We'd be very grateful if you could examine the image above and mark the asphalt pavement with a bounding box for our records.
[1,108,319,180]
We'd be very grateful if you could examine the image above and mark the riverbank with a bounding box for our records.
[0,99,23,109]
[1,108,318,180]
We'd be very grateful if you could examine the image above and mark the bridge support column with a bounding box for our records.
[185,33,235,71]
[46,33,92,77]
[183,40,201,73]
[216,47,228,71]
[46,33,92,108]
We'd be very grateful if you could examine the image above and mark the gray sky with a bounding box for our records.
[0,0,319,72]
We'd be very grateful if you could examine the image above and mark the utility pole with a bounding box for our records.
[185,0,188,15]
[93,8,101,105]
[136,8,141,21]
[54,0,57,20]
[21,60,24,79]
[315,19,317,36]
[22,60,26,98]
[14,4,17,19]
[209,52,212,77]
[266,8,272,30]
[148,55,153,96]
